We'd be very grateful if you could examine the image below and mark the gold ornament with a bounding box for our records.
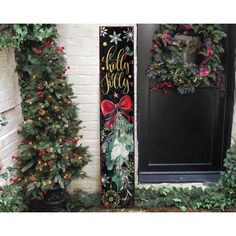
[39,109,46,116]
[25,119,33,124]
[101,189,120,208]
[48,160,54,167]
[47,147,54,153]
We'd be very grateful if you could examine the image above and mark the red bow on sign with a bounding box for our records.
[101,95,133,129]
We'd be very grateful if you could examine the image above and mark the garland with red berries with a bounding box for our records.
[146,24,226,94]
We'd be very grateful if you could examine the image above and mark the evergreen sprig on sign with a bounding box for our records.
[102,112,134,204]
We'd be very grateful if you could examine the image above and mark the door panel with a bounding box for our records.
[137,24,235,183]
[148,88,222,171]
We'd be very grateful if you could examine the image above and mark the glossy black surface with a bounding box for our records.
[137,24,235,182]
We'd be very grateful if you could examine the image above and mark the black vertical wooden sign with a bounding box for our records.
[99,26,134,208]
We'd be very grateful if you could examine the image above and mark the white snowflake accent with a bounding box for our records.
[123,28,133,42]
[109,31,122,45]
[100,27,108,37]
[102,174,110,187]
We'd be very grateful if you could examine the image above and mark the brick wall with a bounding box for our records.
[0,48,22,183]
[57,25,100,193]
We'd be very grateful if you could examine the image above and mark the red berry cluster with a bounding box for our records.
[72,153,78,158]
[65,103,72,108]
[33,47,43,55]
[37,92,44,99]
[63,137,79,143]
[37,150,43,156]
[10,177,21,184]
[44,41,54,48]
[56,46,65,52]
[62,66,70,74]
[12,155,19,161]
[37,83,43,90]
[21,141,32,145]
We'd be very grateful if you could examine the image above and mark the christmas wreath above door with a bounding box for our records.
[146,24,226,94]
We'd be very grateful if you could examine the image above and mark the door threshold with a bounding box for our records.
[139,171,221,183]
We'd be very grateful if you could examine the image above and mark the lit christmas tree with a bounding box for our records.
[12,24,90,201]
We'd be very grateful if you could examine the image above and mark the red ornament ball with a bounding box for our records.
[38,150,43,156]
[37,92,44,99]
[38,49,43,56]
[72,153,78,158]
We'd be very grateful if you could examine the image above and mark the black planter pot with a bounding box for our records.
[43,187,66,212]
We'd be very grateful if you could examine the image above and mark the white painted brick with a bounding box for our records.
[0,48,22,172]
[78,104,100,113]
[82,122,99,131]
[1,139,19,160]
[62,37,99,48]
[73,85,99,95]
[2,128,19,147]
[79,113,99,122]
[0,69,8,82]
[76,95,99,104]
[82,139,100,149]
[65,46,98,57]
[89,148,100,156]
[67,56,99,66]
[68,75,99,85]
[0,98,15,113]
[0,88,15,101]
[69,65,98,76]
[80,130,99,140]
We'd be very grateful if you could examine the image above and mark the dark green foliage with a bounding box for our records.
[65,190,100,211]
[135,185,231,211]
[219,146,236,205]
[0,167,27,212]
[135,144,236,211]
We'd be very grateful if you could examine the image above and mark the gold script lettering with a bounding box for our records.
[101,45,133,95]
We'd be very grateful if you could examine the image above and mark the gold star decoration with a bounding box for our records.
[103,42,107,46]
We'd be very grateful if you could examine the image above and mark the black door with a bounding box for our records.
[138,24,235,183]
